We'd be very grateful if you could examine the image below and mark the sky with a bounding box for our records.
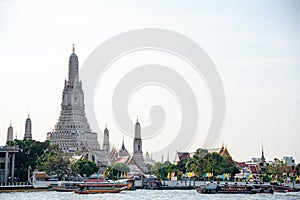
[0,0,299,163]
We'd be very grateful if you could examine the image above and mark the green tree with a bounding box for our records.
[111,163,130,179]
[71,159,98,177]
[177,158,188,174]
[36,145,69,180]
[267,158,288,182]
[150,162,168,179]
[103,165,113,179]
[103,163,130,180]
[6,139,50,182]
[186,150,240,179]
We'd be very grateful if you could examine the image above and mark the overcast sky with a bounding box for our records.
[0,0,299,162]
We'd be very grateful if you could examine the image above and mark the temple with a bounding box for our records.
[108,120,149,173]
[47,45,107,165]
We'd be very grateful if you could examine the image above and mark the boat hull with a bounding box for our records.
[75,188,121,194]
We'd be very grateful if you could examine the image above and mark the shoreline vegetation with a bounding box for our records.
[3,139,300,185]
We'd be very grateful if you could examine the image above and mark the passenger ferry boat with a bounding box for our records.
[74,182,128,194]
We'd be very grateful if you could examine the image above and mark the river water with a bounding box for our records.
[1,190,300,200]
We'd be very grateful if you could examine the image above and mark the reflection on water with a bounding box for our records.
[1,190,300,200]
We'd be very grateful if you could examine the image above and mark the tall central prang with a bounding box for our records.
[47,45,107,165]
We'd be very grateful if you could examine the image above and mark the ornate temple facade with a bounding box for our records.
[109,120,149,173]
[47,45,108,165]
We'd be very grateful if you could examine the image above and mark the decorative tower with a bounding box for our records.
[24,114,32,140]
[7,122,13,143]
[261,145,266,164]
[119,135,129,157]
[47,45,107,165]
[103,125,110,153]
[133,119,142,154]
[132,119,147,172]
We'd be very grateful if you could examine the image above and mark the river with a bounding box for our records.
[1,190,300,200]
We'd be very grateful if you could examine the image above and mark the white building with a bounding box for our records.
[282,156,296,166]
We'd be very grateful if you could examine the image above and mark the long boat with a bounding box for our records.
[270,181,289,193]
[50,181,83,192]
[74,182,128,194]
[251,184,274,194]
[197,184,256,194]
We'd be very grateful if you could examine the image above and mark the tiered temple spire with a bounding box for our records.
[47,45,107,165]
[24,113,32,140]
[7,122,13,143]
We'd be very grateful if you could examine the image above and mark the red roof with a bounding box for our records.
[178,152,190,160]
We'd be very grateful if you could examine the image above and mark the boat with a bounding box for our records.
[252,184,274,194]
[115,179,136,190]
[270,181,289,193]
[196,184,218,194]
[74,182,128,194]
[197,183,256,194]
[50,181,83,192]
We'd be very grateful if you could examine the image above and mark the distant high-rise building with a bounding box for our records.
[24,114,32,140]
[6,122,13,143]
[102,125,110,153]
[47,45,107,165]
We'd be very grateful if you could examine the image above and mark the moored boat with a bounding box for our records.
[50,181,83,192]
[197,183,256,194]
[74,182,128,194]
[270,181,289,193]
[252,184,274,194]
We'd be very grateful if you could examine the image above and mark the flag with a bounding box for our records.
[171,172,175,177]
[96,170,100,178]
[225,173,230,179]
[247,173,253,179]
[221,173,225,179]
[202,173,207,178]
[167,172,171,180]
